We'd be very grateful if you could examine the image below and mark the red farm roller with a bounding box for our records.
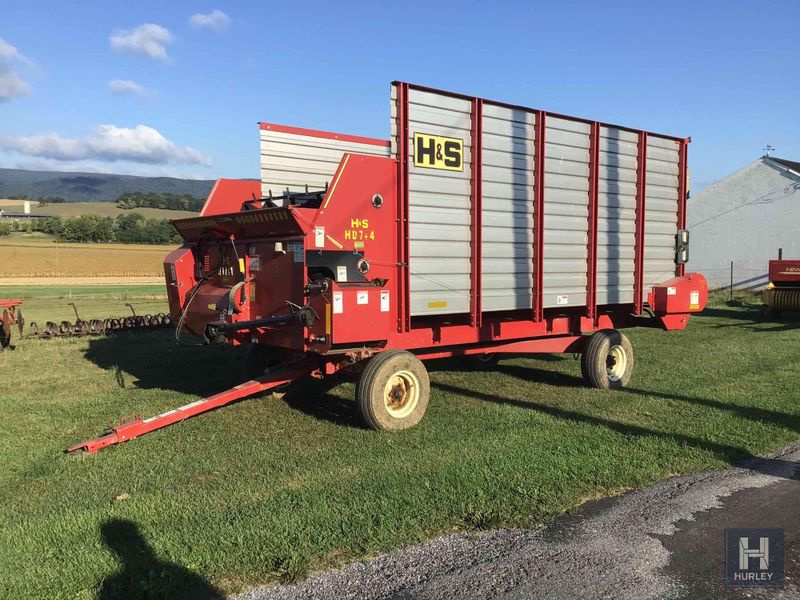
[67,81,708,454]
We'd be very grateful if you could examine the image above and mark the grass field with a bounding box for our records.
[0,284,167,325]
[0,199,197,220]
[0,233,175,278]
[0,291,798,598]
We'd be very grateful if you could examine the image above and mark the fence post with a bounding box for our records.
[779,247,783,260]
[730,261,734,301]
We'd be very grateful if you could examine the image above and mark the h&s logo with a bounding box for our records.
[413,133,463,172]
[726,528,784,588]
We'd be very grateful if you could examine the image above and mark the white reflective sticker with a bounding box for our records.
[357,291,368,305]
[315,226,325,248]
[337,265,347,282]
[380,290,390,312]
[557,295,569,305]
[333,291,343,314]
[287,241,304,262]
[667,286,677,296]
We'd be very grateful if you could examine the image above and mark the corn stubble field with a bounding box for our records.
[0,290,798,598]
[0,233,173,278]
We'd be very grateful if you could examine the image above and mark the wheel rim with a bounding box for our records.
[383,369,420,419]
[606,344,627,381]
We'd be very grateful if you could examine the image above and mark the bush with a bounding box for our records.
[116,192,204,212]
[0,222,12,236]
[39,213,180,244]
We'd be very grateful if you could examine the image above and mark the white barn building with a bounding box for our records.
[687,156,800,290]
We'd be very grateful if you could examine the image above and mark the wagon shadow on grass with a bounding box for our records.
[82,331,800,458]
[432,361,800,480]
[82,329,366,429]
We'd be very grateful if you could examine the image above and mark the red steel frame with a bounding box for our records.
[470,98,483,328]
[676,137,689,277]
[586,121,600,322]
[395,82,410,332]
[633,131,648,315]
[533,111,546,322]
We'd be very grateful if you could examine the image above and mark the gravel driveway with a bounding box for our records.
[239,441,800,600]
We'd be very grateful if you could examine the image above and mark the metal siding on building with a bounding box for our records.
[542,117,590,308]
[643,136,680,300]
[259,127,389,201]
[597,126,638,305]
[481,103,536,311]
[392,86,473,316]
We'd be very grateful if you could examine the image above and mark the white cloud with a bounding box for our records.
[0,125,212,167]
[107,79,151,100]
[0,37,33,101]
[189,9,231,33]
[109,24,174,61]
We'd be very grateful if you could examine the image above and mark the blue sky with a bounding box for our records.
[1,0,798,190]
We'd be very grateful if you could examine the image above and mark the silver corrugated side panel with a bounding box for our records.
[597,126,638,305]
[481,104,536,312]
[259,125,390,202]
[643,136,679,300]
[392,86,473,316]
[542,117,590,308]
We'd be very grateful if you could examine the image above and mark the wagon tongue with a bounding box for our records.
[171,206,305,242]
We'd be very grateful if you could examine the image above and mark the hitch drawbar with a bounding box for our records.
[66,368,307,454]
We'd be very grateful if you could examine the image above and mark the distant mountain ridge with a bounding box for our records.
[0,168,215,202]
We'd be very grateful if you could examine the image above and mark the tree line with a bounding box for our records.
[116,192,204,212]
[31,213,181,244]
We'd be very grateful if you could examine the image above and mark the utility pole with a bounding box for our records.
[763,144,775,157]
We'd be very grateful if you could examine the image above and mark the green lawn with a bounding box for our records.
[2,284,167,325]
[0,292,798,598]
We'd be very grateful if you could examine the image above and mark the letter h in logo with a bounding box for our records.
[739,536,769,570]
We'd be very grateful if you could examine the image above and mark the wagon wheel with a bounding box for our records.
[1,309,12,349]
[356,350,431,431]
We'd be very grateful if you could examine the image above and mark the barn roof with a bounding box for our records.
[766,156,800,175]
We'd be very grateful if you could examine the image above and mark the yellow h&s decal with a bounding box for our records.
[413,133,463,171]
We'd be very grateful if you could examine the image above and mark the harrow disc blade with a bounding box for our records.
[16,308,25,337]
[28,321,40,337]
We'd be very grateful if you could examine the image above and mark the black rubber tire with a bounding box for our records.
[243,345,285,380]
[581,329,634,389]
[356,350,430,431]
